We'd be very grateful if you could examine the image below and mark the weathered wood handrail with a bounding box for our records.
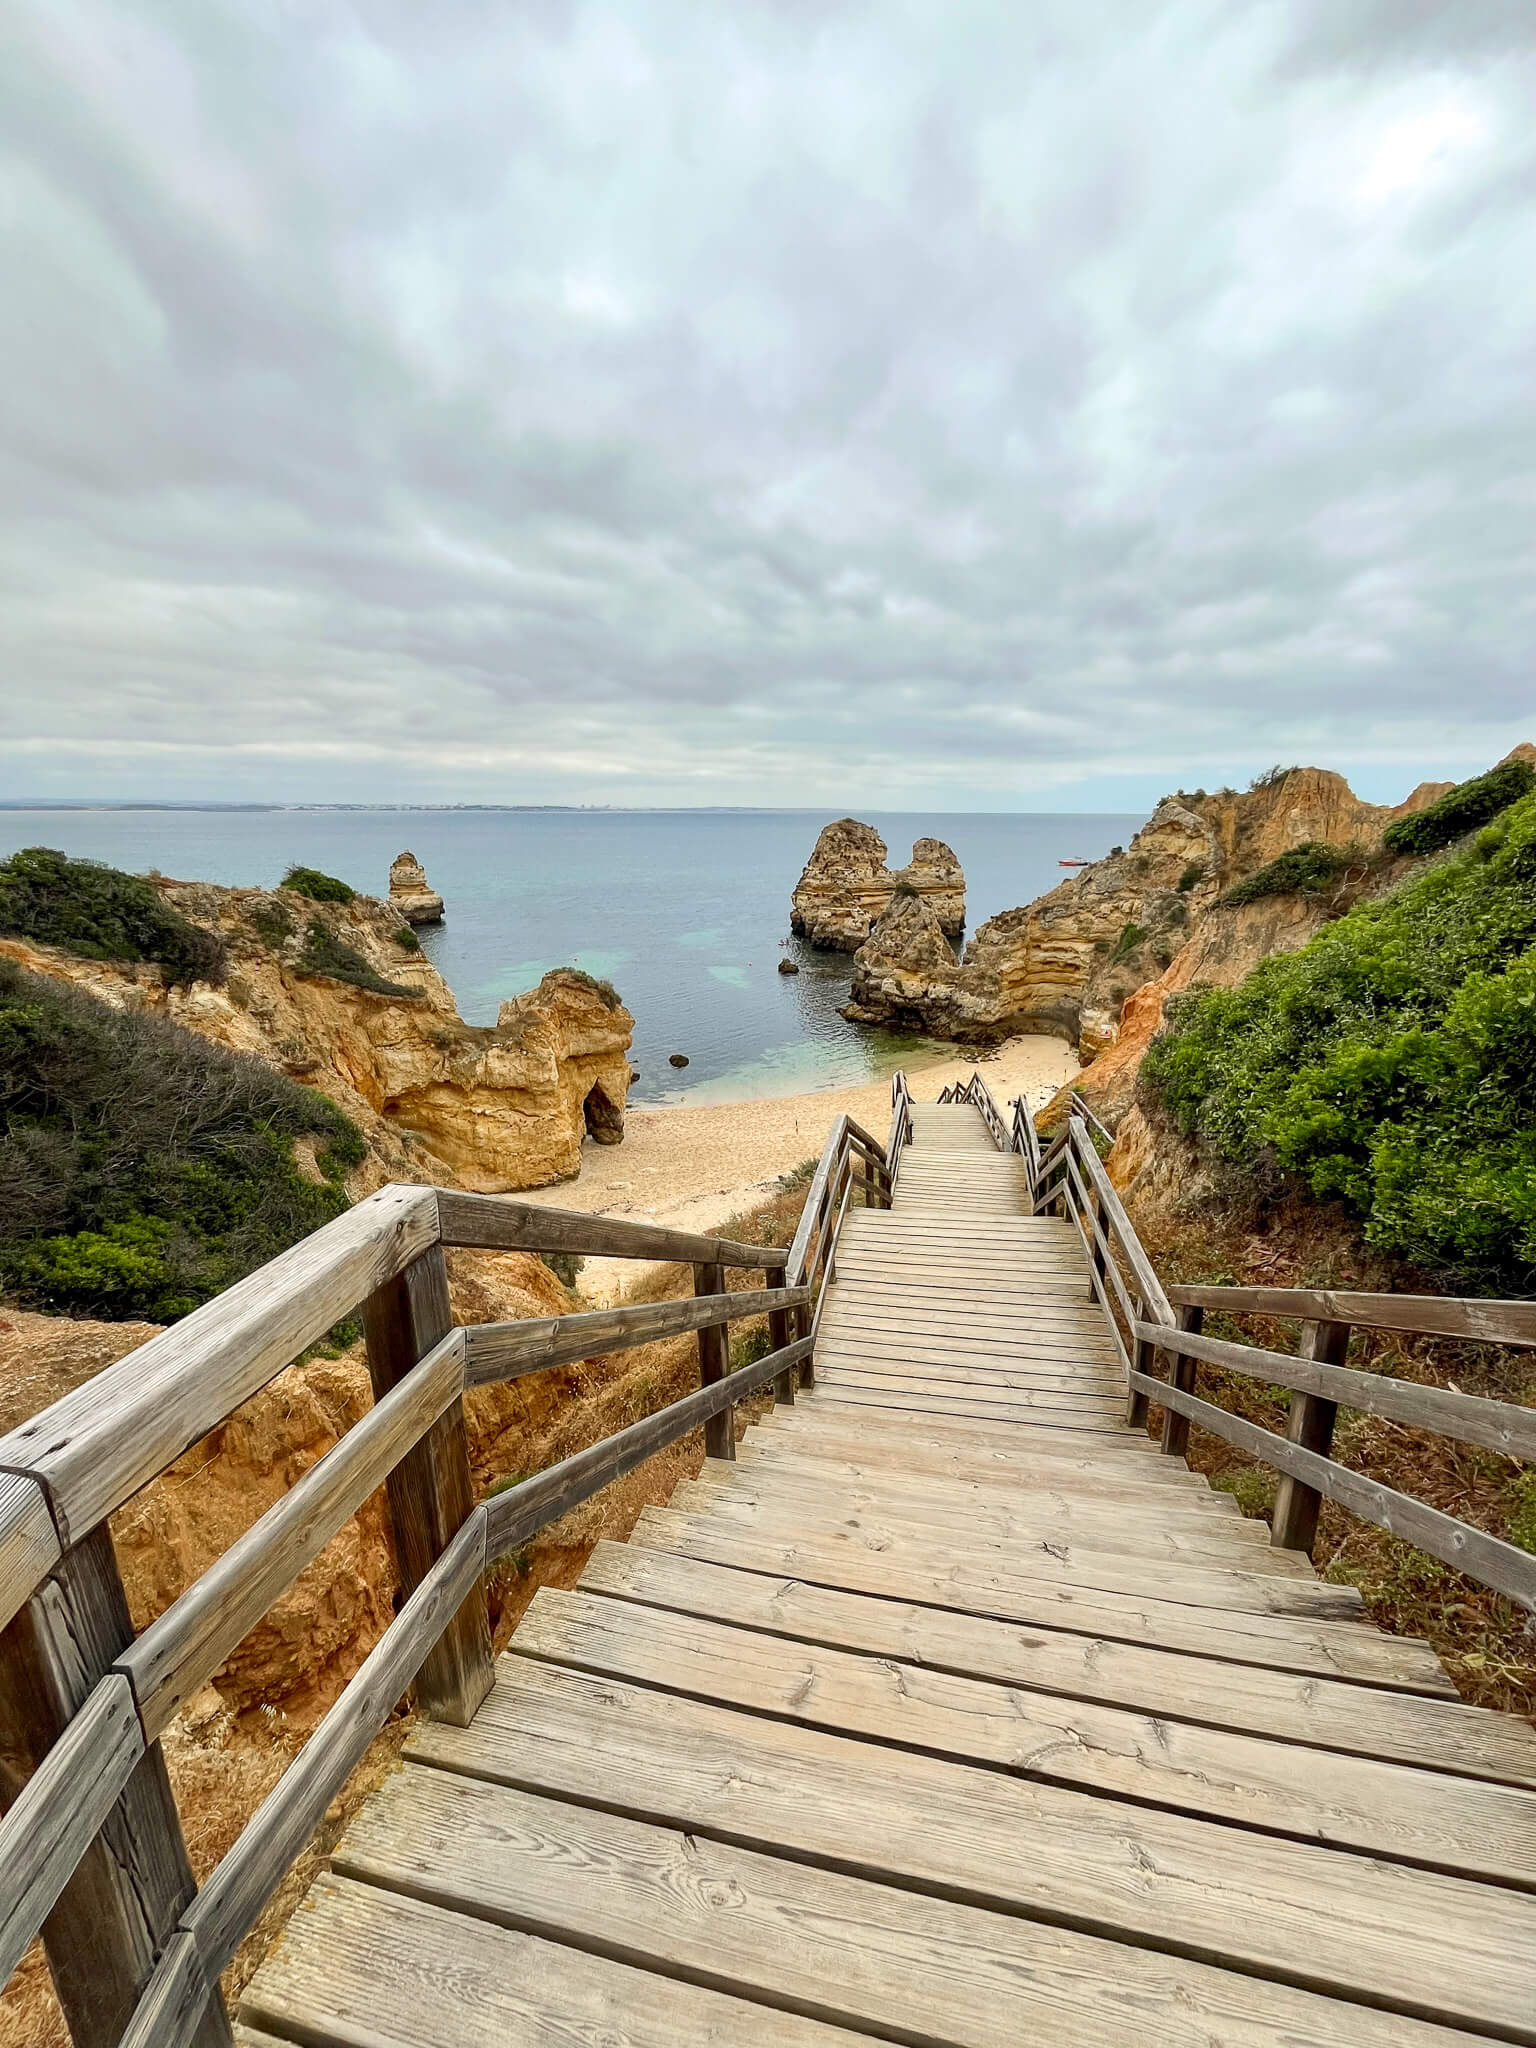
[0,1179,810,2046]
[1025,1110,1536,1616]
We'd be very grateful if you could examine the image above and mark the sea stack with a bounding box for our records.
[388,850,445,924]
[789,819,965,951]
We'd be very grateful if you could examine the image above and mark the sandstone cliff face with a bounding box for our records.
[846,767,1434,1053]
[0,879,634,1194]
[388,849,444,924]
[790,819,965,950]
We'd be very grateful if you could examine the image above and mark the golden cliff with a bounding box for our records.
[0,877,634,1194]
[790,818,965,950]
[845,767,1443,1053]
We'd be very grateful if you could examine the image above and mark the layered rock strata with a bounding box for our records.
[0,879,633,1193]
[790,819,964,950]
[388,850,445,923]
[844,768,1442,1054]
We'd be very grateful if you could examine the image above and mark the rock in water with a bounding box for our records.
[777,957,800,975]
[669,1052,690,1068]
[389,849,445,924]
[789,819,965,951]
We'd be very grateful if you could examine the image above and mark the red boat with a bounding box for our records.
[1058,857,1091,867]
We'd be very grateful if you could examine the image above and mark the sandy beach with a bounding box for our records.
[538,1035,1077,1294]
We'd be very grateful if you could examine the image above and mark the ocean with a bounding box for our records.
[0,809,1143,1103]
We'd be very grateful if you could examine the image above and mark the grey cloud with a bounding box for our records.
[0,0,1533,806]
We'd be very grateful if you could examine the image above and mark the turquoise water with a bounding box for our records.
[0,809,1142,1102]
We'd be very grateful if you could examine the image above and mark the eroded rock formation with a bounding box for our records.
[844,767,1441,1053]
[388,850,445,923]
[0,880,634,1194]
[790,819,965,951]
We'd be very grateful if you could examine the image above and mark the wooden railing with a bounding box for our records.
[1031,1114,1536,1614]
[0,1165,893,2047]
[937,1068,1013,1152]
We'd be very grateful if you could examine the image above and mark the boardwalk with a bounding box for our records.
[237,1098,1536,2047]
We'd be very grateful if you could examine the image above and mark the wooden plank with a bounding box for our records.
[463,1285,810,1387]
[535,1587,1522,1907]
[1133,1369,1536,1613]
[784,1116,850,1288]
[184,1506,490,1981]
[0,1474,61,1636]
[0,1523,231,2048]
[646,1496,1358,1614]
[334,1767,1487,2048]
[362,1246,491,1726]
[0,1182,439,1545]
[584,1542,1527,1783]
[677,1471,1283,1563]
[1271,1319,1346,1555]
[1070,1124,1175,1327]
[481,1333,813,1560]
[811,1385,1132,1429]
[815,1359,1125,1397]
[814,1370,1123,1411]
[628,1507,1453,1691]
[120,1330,468,1741]
[741,1420,1218,1492]
[117,1932,223,2048]
[767,1403,1160,1457]
[0,1673,143,1989]
[242,1874,862,2046]
[1139,1316,1536,1463]
[1167,1284,1536,1350]
[411,1658,1536,2040]
[437,1187,789,1270]
[731,1441,1243,1516]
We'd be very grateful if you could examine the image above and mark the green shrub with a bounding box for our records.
[281,865,357,904]
[296,921,418,999]
[1112,922,1147,963]
[1176,865,1203,893]
[1249,764,1300,792]
[247,899,293,949]
[553,967,624,1011]
[539,1250,585,1290]
[0,959,364,1321]
[1382,759,1535,858]
[0,847,225,987]
[394,925,421,952]
[1220,842,1355,908]
[1141,790,1536,1290]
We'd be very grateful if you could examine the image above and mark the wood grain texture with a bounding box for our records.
[1133,1368,1536,1611]
[116,1932,221,2048]
[462,1284,810,1388]
[363,1246,491,1726]
[0,1475,61,1637]
[692,1262,734,1462]
[438,1188,789,1269]
[335,1765,1489,2048]
[580,1542,1525,1784]
[0,1182,438,1545]
[1142,1317,1536,1461]
[185,1505,489,1979]
[1167,1283,1536,1349]
[0,1523,231,2047]
[121,1329,467,1741]
[411,1657,1536,2041]
[242,1874,865,2046]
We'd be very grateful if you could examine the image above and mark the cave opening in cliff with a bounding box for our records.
[583,1081,623,1145]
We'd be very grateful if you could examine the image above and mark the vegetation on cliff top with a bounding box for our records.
[1382,757,1535,858]
[1219,840,1357,908]
[0,959,364,1321]
[1142,790,1536,1291]
[0,846,226,986]
[280,865,357,904]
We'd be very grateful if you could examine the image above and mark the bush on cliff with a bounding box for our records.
[296,919,418,998]
[1382,758,1535,858]
[1142,791,1536,1291]
[0,959,364,1321]
[1219,841,1356,907]
[0,846,225,986]
[280,865,357,904]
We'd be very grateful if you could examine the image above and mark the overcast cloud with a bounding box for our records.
[1,0,1532,808]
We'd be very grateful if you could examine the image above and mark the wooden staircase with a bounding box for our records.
[234,1091,1536,2048]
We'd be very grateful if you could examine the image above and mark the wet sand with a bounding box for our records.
[539,1036,1077,1296]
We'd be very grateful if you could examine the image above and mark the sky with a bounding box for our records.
[1,1,1533,812]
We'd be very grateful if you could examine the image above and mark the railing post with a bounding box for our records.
[692,1262,735,1460]
[1160,1303,1204,1458]
[361,1244,492,1726]
[1087,1185,1107,1302]
[768,1304,795,1406]
[1126,1293,1151,1430]
[1271,1318,1349,1555]
[0,1524,233,2048]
